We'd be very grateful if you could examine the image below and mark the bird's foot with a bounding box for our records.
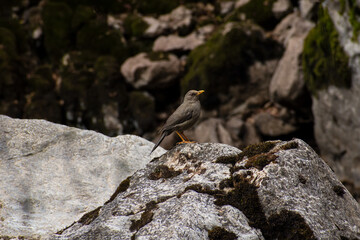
[176,140,196,145]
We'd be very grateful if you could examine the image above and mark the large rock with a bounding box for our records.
[153,33,204,52]
[270,12,314,105]
[143,5,192,37]
[120,52,181,89]
[0,115,165,238]
[152,25,214,53]
[54,139,360,239]
[307,1,360,197]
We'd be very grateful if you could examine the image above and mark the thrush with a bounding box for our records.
[150,90,204,154]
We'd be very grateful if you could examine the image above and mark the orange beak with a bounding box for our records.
[197,90,205,95]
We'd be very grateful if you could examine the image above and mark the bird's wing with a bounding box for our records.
[163,104,193,131]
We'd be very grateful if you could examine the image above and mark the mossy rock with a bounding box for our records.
[42,1,73,60]
[302,6,351,96]
[228,0,279,30]
[94,55,119,83]
[71,5,96,30]
[76,20,126,61]
[182,22,280,108]
[347,0,360,41]
[123,14,149,38]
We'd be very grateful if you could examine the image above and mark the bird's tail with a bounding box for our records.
[150,132,167,155]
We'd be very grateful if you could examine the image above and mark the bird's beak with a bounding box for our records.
[197,90,205,95]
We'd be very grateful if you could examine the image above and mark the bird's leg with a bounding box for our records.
[181,132,196,143]
[175,131,186,143]
[176,131,195,144]
[181,132,189,141]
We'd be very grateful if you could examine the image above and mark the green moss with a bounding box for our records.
[123,14,149,38]
[268,210,316,239]
[228,0,278,30]
[76,20,125,60]
[333,185,346,197]
[42,2,73,60]
[148,165,182,180]
[280,141,299,150]
[302,6,351,96]
[208,226,237,240]
[130,210,154,232]
[181,23,280,108]
[244,152,278,170]
[94,55,118,82]
[71,5,96,30]
[348,0,360,41]
[78,206,101,225]
[105,177,131,204]
[339,0,346,14]
[239,141,277,160]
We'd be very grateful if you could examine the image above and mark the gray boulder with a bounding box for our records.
[270,12,314,105]
[311,0,360,195]
[120,53,181,89]
[54,139,360,239]
[143,6,192,37]
[0,115,165,239]
[153,33,204,52]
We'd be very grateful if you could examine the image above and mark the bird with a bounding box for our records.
[150,90,204,154]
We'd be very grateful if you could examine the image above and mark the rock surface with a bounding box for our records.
[120,53,181,89]
[270,12,314,105]
[54,139,360,239]
[153,32,204,52]
[0,115,165,238]
[310,0,360,193]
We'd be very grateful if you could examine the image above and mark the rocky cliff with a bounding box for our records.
[1,116,359,239]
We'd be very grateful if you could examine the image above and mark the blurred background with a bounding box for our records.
[1,0,360,201]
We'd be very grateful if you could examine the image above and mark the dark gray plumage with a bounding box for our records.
[150,90,204,154]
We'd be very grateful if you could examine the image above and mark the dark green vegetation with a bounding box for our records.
[181,23,282,108]
[208,226,237,240]
[340,0,360,40]
[303,6,352,96]
[348,0,360,41]
[228,0,280,30]
[148,165,182,180]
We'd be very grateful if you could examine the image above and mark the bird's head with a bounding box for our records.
[184,90,205,102]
